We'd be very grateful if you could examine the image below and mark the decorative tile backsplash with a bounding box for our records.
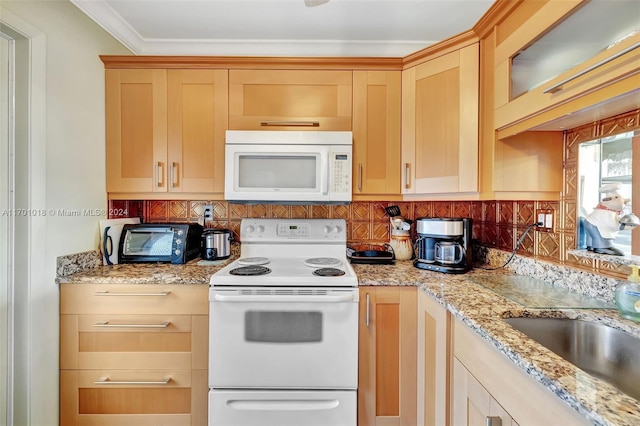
[108,198,583,269]
[108,108,639,282]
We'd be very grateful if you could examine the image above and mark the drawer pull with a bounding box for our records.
[260,121,320,127]
[93,320,170,328]
[543,41,640,94]
[94,290,171,297]
[94,376,171,385]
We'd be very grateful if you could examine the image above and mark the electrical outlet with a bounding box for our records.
[203,205,213,222]
[535,208,554,232]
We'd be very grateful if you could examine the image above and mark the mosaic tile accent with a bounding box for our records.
[498,201,514,225]
[433,201,452,218]
[413,202,432,219]
[169,200,188,219]
[516,201,534,226]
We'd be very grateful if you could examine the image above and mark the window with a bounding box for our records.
[578,131,635,254]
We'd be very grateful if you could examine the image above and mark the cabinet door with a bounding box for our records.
[229,69,352,130]
[358,287,417,426]
[352,71,401,197]
[493,1,640,135]
[106,69,168,193]
[452,358,518,426]
[417,291,450,426]
[402,44,479,195]
[167,69,228,193]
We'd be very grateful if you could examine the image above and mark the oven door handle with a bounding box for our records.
[227,399,340,411]
[213,293,355,303]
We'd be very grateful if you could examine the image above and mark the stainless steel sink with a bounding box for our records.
[503,317,640,400]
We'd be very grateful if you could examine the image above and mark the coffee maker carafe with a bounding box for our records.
[414,217,472,274]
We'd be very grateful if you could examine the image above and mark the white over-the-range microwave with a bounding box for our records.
[224,130,353,203]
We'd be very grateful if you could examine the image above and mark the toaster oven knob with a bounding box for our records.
[177,229,184,236]
[175,239,182,245]
[174,249,181,256]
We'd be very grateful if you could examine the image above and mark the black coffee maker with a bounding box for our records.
[414,217,472,274]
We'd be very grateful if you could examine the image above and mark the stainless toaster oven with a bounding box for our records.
[118,223,203,264]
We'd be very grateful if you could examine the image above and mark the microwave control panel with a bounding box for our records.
[331,153,351,195]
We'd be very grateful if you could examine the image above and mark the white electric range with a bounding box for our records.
[208,218,359,426]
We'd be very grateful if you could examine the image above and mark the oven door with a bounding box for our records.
[209,390,356,426]
[209,287,359,389]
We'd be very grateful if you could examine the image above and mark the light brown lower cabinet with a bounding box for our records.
[417,290,450,426]
[453,358,518,426]
[358,286,417,426]
[452,317,589,426]
[59,284,208,426]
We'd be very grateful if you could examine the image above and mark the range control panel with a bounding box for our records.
[241,218,346,242]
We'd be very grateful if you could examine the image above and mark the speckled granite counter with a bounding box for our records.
[56,250,236,284]
[57,250,639,425]
[354,260,640,426]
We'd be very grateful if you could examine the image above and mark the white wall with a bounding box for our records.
[0,1,130,424]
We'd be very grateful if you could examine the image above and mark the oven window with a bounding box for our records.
[238,155,317,189]
[245,311,322,343]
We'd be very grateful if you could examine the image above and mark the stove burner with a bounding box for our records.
[238,257,270,266]
[312,267,346,277]
[305,257,342,268]
[229,265,272,276]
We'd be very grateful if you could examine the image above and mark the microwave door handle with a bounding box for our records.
[321,153,329,195]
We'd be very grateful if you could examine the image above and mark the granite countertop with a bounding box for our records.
[58,252,639,425]
[57,257,235,284]
[354,261,640,426]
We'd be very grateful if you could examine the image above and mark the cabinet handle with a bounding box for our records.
[365,293,370,327]
[94,290,171,297]
[93,320,170,328]
[358,163,363,191]
[156,162,164,188]
[404,163,411,189]
[171,162,179,187]
[94,376,171,385]
[486,416,502,426]
[260,121,320,127]
[543,41,640,94]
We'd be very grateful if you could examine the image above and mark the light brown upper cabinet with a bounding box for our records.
[352,71,401,199]
[493,0,640,137]
[106,69,228,196]
[228,69,352,130]
[402,43,479,197]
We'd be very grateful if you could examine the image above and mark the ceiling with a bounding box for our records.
[70,0,495,57]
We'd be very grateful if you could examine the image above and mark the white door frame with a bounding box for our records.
[0,7,47,426]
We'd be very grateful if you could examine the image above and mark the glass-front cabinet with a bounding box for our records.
[494,0,640,135]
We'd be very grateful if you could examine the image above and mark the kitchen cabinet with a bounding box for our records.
[452,358,518,426]
[60,284,208,426]
[229,69,352,130]
[451,317,589,426]
[106,69,228,197]
[352,71,402,199]
[402,43,479,197]
[358,286,417,425]
[417,290,450,426]
[492,0,640,137]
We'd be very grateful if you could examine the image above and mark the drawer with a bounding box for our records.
[61,370,203,426]
[60,284,208,315]
[61,314,208,370]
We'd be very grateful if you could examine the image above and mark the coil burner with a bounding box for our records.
[229,265,272,276]
[312,267,346,277]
